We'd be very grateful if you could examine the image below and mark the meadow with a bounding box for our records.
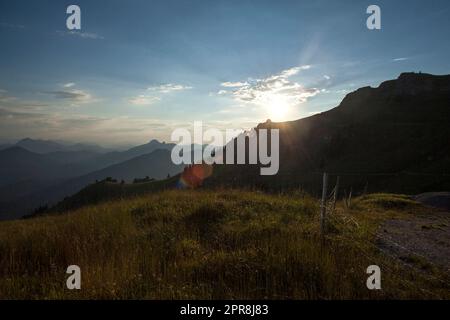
[0,190,448,299]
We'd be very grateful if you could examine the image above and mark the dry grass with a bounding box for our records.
[0,190,448,299]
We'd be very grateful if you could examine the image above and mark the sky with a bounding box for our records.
[0,0,449,147]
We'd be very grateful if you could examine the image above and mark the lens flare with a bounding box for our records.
[178,164,213,189]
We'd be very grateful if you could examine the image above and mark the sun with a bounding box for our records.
[265,93,290,121]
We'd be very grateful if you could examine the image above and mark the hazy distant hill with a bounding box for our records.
[15,138,66,153]
[14,138,112,154]
[207,73,450,195]
[90,139,175,170]
[0,146,105,211]
[0,143,11,151]
[0,148,183,220]
[0,146,107,189]
[0,139,179,220]
[78,148,181,183]
[0,147,67,186]
[43,150,101,165]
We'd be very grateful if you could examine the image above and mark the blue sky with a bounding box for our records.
[0,0,449,147]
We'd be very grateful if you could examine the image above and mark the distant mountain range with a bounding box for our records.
[14,138,113,154]
[0,139,180,220]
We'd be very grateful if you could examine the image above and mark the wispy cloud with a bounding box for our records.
[393,57,409,62]
[0,90,49,112]
[0,90,17,103]
[128,83,192,106]
[46,89,93,103]
[38,82,96,105]
[128,95,161,106]
[147,83,192,93]
[56,30,105,40]
[221,81,249,88]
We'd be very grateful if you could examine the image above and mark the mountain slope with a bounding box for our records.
[207,73,450,194]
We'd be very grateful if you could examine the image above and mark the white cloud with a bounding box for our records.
[221,81,249,88]
[147,83,192,93]
[393,57,408,62]
[63,82,76,88]
[128,95,161,106]
[222,65,319,106]
[127,83,190,106]
[323,75,331,80]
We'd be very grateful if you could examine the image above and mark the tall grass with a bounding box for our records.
[0,190,448,299]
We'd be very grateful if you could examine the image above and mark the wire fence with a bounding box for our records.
[317,172,450,297]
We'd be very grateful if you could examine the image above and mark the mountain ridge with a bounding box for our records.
[209,72,450,194]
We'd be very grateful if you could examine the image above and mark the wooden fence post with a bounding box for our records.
[332,176,340,212]
[348,187,353,209]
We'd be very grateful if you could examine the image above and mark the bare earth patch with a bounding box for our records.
[377,194,450,272]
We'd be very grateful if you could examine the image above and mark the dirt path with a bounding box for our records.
[413,192,450,211]
[377,193,450,272]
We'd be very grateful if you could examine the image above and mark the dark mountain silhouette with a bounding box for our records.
[206,73,450,195]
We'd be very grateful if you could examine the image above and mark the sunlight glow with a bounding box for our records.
[263,93,291,122]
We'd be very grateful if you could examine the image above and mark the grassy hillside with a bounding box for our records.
[39,176,179,215]
[0,190,448,299]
